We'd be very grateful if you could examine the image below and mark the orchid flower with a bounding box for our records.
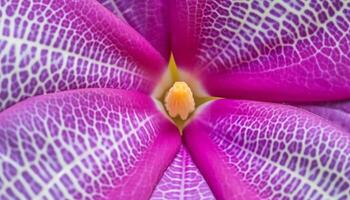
[1,0,350,199]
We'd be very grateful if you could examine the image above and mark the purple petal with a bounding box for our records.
[0,0,166,111]
[298,100,350,132]
[172,1,350,102]
[0,89,181,199]
[184,99,350,199]
[151,145,214,199]
[98,0,170,59]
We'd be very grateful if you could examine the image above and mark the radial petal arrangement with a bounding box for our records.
[1,0,350,199]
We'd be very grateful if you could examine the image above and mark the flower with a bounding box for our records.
[0,0,349,199]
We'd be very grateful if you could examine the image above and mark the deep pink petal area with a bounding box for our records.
[0,89,180,199]
[0,0,166,112]
[98,0,170,59]
[298,100,350,132]
[172,0,350,102]
[184,99,350,200]
[151,145,214,199]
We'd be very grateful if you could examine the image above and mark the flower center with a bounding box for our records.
[153,54,217,131]
[164,82,195,120]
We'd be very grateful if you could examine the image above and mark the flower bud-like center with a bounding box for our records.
[164,82,195,120]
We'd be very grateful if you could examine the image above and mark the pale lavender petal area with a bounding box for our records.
[172,0,350,102]
[151,145,214,200]
[0,0,166,111]
[0,89,181,199]
[98,0,170,59]
[184,99,350,200]
[298,100,350,132]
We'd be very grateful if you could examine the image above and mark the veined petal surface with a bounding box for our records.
[151,145,214,200]
[0,0,165,111]
[298,100,350,133]
[172,0,350,101]
[98,0,170,59]
[184,99,350,200]
[0,89,180,199]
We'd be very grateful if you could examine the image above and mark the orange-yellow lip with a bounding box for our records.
[164,81,195,120]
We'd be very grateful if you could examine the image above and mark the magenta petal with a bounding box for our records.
[151,145,214,199]
[298,100,350,132]
[0,0,166,111]
[184,99,350,199]
[172,1,350,102]
[98,0,170,59]
[0,89,180,199]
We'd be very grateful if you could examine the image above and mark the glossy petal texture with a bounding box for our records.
[298,100,350,132]
[151,145,214,200]
[98,0,170,59]
[172,0,350,101]
[184,99,350,200]
[0,89,180,199]
[0,0,165,111]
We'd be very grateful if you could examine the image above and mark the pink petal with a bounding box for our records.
[151,145,214,199]
[171,1,350,102]
[184,99,350,199]
[298,100,350,132]
[98,0,170,59]
[0,0,166,111]
[0,89,180,199]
